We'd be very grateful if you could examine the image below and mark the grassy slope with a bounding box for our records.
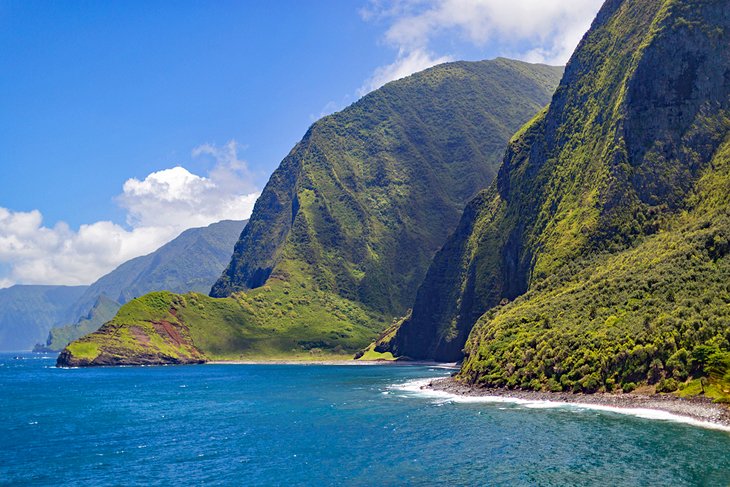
[393,0,730,401]
[45,220,246,352]
[65,276,388,364]
[461,137,730,400]
[63,292,205,365]
[212,59,564,316]
[60,59,563,365]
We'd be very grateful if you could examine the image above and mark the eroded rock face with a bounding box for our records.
[56,297,207,367]
[56,347,206,367]
[390,0,730,362]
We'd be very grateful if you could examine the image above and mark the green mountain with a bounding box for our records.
[71,220,248,316]
[40,295,122,352]
[57,58,564,366]
[211,58,563,312]
[42,219,247,351]
[387,0,730,398]
[0,285,87,351]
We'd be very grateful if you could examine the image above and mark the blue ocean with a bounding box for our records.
[1,353,729,486]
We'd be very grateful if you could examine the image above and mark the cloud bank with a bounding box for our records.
[359,0,603,94]
[0,141,259,287]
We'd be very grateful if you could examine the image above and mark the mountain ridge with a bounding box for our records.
[211,58,564,315]
[0,285,87,351]
[71,219,247,317]
[57,58,564,366]
[45,219,248,351]
[387,0,730,399]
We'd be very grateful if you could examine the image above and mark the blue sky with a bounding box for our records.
[2,1,386,226]
[0,0,602,286]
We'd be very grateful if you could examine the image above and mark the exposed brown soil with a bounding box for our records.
[152,320,187,347]
[129,326,150,344]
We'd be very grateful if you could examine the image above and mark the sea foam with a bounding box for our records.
[391,378,730,433]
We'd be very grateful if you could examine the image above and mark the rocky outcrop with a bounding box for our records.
[56,293,207,367]
[57,344,206,367]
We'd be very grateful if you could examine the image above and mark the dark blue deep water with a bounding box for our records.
[1,353,729,486]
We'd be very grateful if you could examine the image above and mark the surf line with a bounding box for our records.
[391,378,730,433]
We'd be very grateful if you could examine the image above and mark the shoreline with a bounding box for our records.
[207,359,458,367]
[423,377,730,431]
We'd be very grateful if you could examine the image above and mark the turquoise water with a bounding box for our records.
[1,353,729,486]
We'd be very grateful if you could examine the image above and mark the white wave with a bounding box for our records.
[391,378,730,433]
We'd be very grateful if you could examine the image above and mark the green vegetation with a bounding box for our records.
[212,58,563,316]
[65,341,100,362]
[61,59,563,366]
[39,220,246,352]
[356,345,396,361]
[678,377,730,403]
[68,219,247,319]
[461,139,730,399]
[44,295,120,351]
[60,278,387,365]
[0,285,87,351]
[58,292,205,366]
[392,0,730,401]
[185,271,388,360]
[355,321,400,361]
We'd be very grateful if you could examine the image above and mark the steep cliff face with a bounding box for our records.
[390,0,730,367]
[211,59,564,317]
[41,295,121,352]
[461,138,730,394]
[59,59,563,366]
[0,285,87,351]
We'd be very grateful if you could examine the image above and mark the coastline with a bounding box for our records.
[207,359,458,367]
[423,377,730,430]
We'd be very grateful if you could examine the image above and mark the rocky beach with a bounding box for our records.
[426,377,730,430]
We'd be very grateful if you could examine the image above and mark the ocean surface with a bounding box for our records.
[1,353,729,486]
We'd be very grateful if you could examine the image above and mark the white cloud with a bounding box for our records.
[359,48,452,96]
[0,214,172,287]
[310,100,343,121]
[0,141,260,287]
[309,93,361,122]
[359,0,603,94]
